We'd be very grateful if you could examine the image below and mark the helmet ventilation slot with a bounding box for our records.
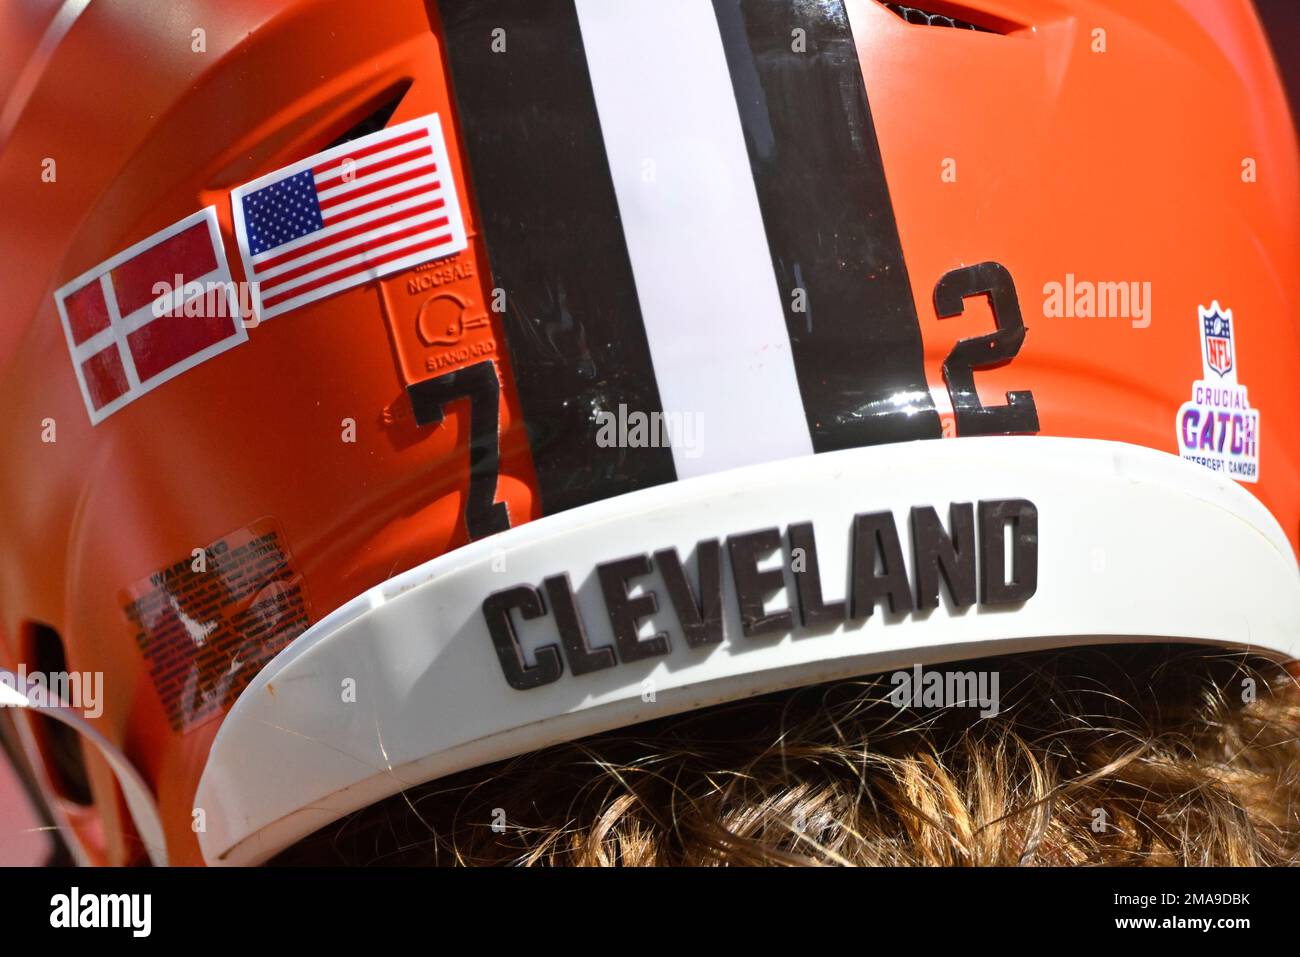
[325,79,413,151]
[21,622,93,806]
[879,2,1011,34]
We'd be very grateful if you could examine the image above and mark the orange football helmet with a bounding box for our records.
[0,0,1297,866]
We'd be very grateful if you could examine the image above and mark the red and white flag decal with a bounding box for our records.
[54,206,246,425]
[230,113,468,322]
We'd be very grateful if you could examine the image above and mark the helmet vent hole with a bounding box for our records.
[21,622,93,806]
[325,80,414,151]
[880,2,1002,34]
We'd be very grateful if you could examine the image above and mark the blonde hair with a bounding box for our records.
[273,644,1300,866]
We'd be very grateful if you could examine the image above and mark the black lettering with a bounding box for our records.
[978,499,1038,604]
[727,528,793,638]
[482,585,562,690]
[911,504,976,610]
[850,511,913,618]
[543,573,616,675]
[596,554,670,662]
[654,542,723,647]
[787,522,846,628]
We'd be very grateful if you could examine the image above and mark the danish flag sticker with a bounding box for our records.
[54,206,246,425]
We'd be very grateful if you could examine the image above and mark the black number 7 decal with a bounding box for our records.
[935,261,1040,436]
[407,360,511,540]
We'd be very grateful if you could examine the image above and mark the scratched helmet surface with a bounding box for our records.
[0,0,1297,866]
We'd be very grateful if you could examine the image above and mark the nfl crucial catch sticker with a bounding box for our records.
[1176,302,1259,483]
[230,113,468,322]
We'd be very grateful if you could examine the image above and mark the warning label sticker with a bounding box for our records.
[119,518,309,733]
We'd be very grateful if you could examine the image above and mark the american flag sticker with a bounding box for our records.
[54,206,247,426]
[230,113,468,322]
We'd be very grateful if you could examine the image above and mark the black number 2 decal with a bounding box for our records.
[406,360,511,540]
[934,262,1040,437]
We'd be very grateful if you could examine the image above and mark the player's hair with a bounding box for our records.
[273,643,1300,866]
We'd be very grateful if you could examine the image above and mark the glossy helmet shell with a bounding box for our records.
[0,0,1296,865]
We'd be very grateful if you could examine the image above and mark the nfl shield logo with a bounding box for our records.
[1202,308,1234,377]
